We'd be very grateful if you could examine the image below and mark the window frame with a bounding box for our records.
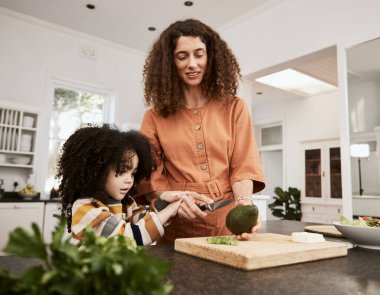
[37,76,116,197]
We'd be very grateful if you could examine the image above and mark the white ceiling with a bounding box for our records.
[248,46,338,105]
[347,37,380,83]
[0,0,280,53]
[1,0,378,106]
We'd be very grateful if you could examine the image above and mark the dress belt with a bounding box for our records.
[168,179,232,200]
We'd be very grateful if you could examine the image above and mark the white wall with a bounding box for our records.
[348,81,380,133]
[348,81,380,196]
[253,91,340,190]
[222,0,380,76]
[0,9,146,193]
[220,0,380,218]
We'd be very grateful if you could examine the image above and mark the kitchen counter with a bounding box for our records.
[0,191,59,203]
[1,221,379,294]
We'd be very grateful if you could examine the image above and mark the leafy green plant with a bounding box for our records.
[268,187,302,221]
[0,221,172,295]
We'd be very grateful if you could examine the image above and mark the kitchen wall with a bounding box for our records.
[0,9,146,192]
[253,91,340,190]
[222,0,380,77]
[220,0,380,212]
[2,0,380,199]
[348,81,380,133]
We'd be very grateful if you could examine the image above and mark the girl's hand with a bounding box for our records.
[159,191,185,203]
[178,191,214,219]
[166,199,183,218]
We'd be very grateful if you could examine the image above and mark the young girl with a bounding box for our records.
[57,124,182,245]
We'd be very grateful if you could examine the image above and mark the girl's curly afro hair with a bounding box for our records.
[56,124,155,231]
[143,18,242,117]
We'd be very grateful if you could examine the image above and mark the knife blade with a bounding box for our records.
[198,198,233,212]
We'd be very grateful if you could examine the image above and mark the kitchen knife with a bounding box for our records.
[198,198,233,212]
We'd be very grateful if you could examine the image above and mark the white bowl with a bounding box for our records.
[333,221,380,250]
[9,156,31,165]
[18,192,38,200]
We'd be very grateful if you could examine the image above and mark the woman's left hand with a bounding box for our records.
[235,197,262,240]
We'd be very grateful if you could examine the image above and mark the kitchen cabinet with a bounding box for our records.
[43,203,61,243]
[0,202,44,250]
[301,139,342,223]
[0,106,38,169]
[43,202,72,243]
[301,203,342,223]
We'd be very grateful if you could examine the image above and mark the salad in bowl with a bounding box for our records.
[334,216,380,249]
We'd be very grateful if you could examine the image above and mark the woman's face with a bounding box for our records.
[104,153,138,201]
[174,36,207,87]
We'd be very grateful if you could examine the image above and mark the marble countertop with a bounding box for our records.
[1,220,380,295]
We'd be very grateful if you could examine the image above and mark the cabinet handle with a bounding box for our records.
[13,205,20,209]
[338,208,341,214]
[322,171,325,177]
[312,206,315,212]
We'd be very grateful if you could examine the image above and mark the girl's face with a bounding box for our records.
[104,153,138,201]
[174,36,207,87]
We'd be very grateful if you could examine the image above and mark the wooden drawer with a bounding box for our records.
[302,213,328,224]
[326,206,342,215]
[302,204,326,214]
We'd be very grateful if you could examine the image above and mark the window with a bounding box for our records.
[44,85,112,195]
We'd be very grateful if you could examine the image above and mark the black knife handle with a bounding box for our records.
[198,204,212,211]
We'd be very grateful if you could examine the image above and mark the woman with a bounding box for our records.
[137,19,265,243]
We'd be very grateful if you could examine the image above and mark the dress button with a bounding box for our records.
[194,125,201,131]
[193,109,198,115]
[200,163,207,170]
[197,143,204,149]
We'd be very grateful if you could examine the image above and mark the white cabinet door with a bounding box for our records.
[43,203,61,243]
[43,203,72,243]
[0,202,44,250]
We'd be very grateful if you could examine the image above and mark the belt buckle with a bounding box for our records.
[206,180,222,199]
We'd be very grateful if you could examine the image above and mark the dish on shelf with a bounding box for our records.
[333,221,380,250]
[22,115,35,128]
[9,155,31,165]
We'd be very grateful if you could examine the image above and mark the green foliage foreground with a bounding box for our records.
[0,221,172,295]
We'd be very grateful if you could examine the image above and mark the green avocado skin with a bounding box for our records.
[226,204,259,235]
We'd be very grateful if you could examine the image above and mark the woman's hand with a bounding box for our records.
[178,191,214,219]
[235,196,262,240]
[236,214,262,240]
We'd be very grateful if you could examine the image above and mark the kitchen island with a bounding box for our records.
[1,220,379,294]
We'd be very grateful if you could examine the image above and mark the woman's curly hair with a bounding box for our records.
[56,124,155,232]
[143,18,242,117]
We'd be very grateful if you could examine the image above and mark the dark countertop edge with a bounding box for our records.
[0,197,60,203]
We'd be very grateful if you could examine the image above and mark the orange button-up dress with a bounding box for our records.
[137,98,265,243]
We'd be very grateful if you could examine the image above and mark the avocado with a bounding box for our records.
[226,204,259,235]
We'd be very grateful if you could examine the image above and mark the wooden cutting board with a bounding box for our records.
[174,233,347,271]
[304,225,344,237]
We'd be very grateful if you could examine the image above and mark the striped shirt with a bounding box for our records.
[71,195,164,245]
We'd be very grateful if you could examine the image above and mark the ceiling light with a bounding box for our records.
[255,69,337,96]
[184,1,193,6]
[86,4,95,10]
